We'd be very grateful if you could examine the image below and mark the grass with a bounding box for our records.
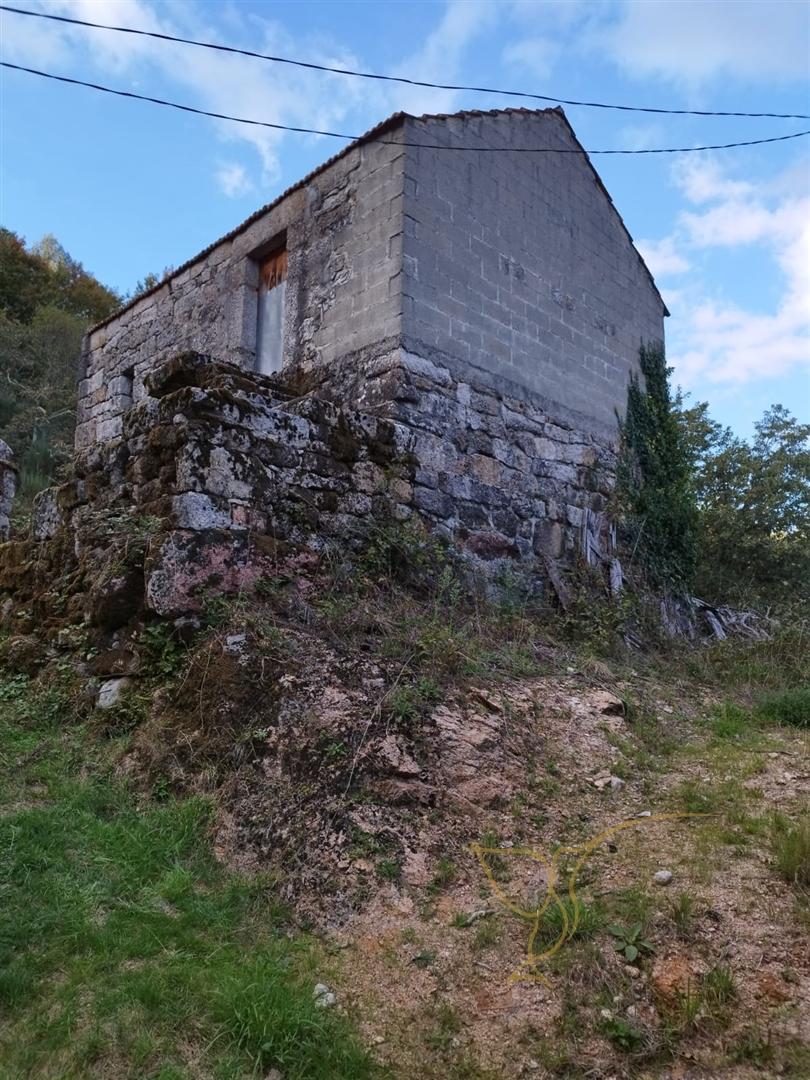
[757,686,810,729]
[771,811,810,891]
[668,890,698,938]
[0,676,378,1079]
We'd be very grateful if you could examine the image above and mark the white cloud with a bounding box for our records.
[390,0,499,115]
[501,37,559,80]
[215,161,253,198]
[636,235,690,278]
[673,158,755,205]
[660,158,810,387]
[596,0,810,86]
[2,0,372,183]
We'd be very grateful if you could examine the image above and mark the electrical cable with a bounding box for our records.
[3,62,810,154]
[1,3,808,121]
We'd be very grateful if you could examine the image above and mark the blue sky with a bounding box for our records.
[1,0,808,436]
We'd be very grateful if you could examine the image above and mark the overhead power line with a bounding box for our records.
[1,2,809,122]
[4,63,809,155]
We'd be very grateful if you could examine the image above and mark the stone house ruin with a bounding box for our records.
[5,108,667,623]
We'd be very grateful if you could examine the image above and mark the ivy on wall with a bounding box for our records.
[617,342,699,591]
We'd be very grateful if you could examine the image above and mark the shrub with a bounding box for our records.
[757,687,810,729]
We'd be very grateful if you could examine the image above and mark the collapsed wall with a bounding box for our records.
[0,351,621,636]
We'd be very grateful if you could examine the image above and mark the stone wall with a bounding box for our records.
[400,109,666,434]
[388,350,619,571]
[2,354,622,638]
[76,134,406,449]
[0,439,16,541]
[35,354,414,623]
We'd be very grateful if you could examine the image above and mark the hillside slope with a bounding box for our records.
[0,547,807,1078]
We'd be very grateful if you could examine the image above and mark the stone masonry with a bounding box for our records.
[10,108,667,613]
[0,351,621,630]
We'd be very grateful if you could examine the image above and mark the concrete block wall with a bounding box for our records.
[399,109,666,436]
[75,137,406,449]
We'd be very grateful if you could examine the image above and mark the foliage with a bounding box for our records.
[756,687,810,729]
[617,342,699,590]
[0,676,376,1078]
[0,229,120,499]
[676,396,810,609]
[607,922,654,963]
[600,1016,644,1052]
[683,625,810,694]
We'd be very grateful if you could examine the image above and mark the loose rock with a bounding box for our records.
[313,982,336,1008]
[96,676,133,709]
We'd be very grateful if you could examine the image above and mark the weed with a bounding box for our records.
[668,891,697,938]
[534,897,603,949]
[688,626,810,696]
[702,964,736,1011]
[0,673,29,701]
[603,886,655,931]
[427,857,457,896]
[387,676,442,724]
[91,690,150,737]
[471,919,500,952]
[424,1001,462,1052]
[322,739,348,760]
[376,858,402,882]
[412,949,436,970]
[607,923,654,963]
[361,519,449,591]
[731,1029,774,1067]
[771,812,810,890]
[139,621,186,677]
[708,701,758,742]
[601,1016,644,1052]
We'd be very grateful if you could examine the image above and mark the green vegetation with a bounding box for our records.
[607,922,654,963]
[600,1016,644,1053]
[758,686,810,729]
[676,396,810,609]
[616,341,809,613]
[0,674,377,1079]
[771,812,810,892]
[617,342,699,590]
[0,229,121,500]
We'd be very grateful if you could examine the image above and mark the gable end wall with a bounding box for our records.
[399,111,665,436]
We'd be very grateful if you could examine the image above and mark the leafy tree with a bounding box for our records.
[617,343,699,591]
[676,397,810,609]
[129,266,174,303]
[32,234,121,323]
[0,230,120,498]
[0,229,50,323]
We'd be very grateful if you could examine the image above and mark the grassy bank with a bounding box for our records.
[0,675,378,1079]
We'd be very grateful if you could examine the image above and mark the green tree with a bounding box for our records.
[676,397,810,609]
[617,342,699,590]
[0,230,120,499]
[0,229,50,323]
